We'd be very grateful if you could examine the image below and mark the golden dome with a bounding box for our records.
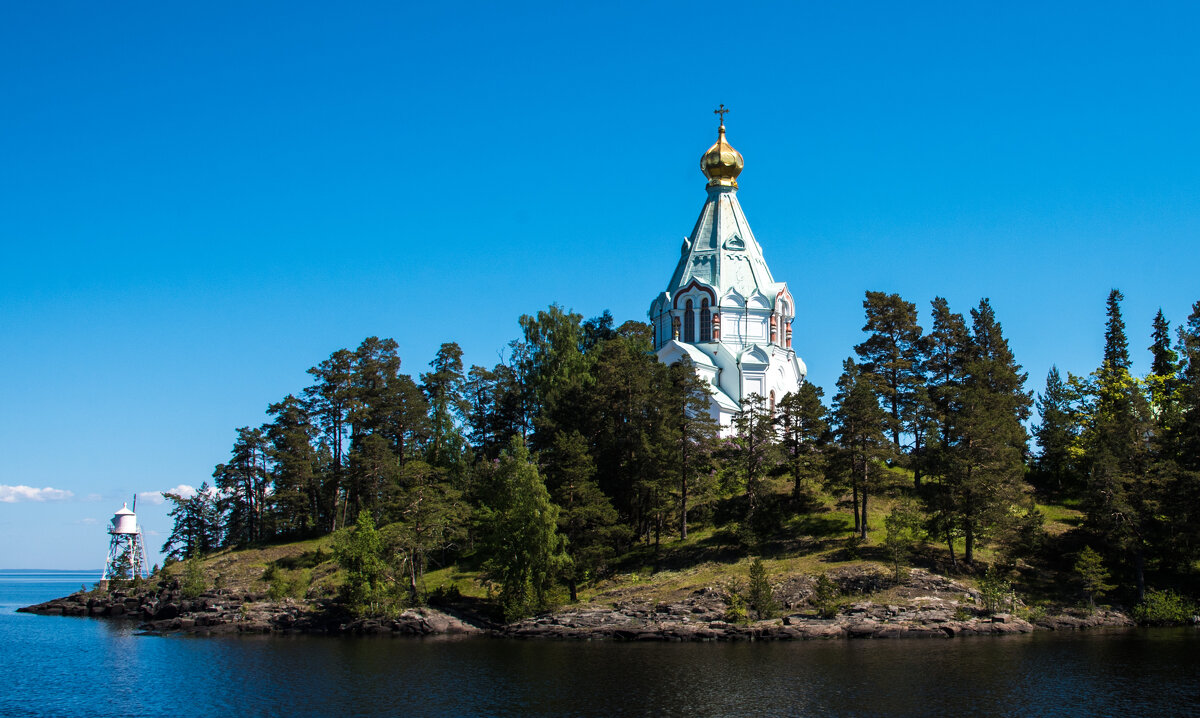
[700,116,744,188]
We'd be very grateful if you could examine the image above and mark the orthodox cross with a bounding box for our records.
[714,104,729,127]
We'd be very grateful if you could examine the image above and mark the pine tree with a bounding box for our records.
[381,460,468,604]
[161,483,220,561]
[854,291,925,464]
[421,342,470,471]
[925,299,1033,565]
[663,362,719,539]
[775,383,828,505]
[304,349,356,530]
[213,426,270,545]
[266,394,323,536]
[588,327,666,542]
[732,393,776,525]
[923,297,970,488]
[829,359,889,540]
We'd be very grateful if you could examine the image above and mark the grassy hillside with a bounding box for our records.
[158,478,1094,620]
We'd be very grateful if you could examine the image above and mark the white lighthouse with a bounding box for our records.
[101,499,149,581]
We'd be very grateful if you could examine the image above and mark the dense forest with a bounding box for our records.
[160,291,1200,620]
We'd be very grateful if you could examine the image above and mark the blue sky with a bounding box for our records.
[3,2,1198,568]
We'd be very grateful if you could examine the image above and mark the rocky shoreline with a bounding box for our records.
[18,567,1138,640]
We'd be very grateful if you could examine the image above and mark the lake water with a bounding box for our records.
[3,571,1200,717]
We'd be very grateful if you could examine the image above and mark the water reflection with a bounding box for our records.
[4,574,1199,717]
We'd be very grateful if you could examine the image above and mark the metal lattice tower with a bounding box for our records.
[101,499,149,581]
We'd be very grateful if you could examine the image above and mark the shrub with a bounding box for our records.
[1073,547,1114,610]
[724,589,748,624]
[747,558,778,620]
[812,573,840,618]
[978,566,1013,615]
[180,557,206,599]
[1132,589,1198,626]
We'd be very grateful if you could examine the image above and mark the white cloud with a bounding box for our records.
[139,484,197,505]
[0,485,74,503]
[77,517,99,525]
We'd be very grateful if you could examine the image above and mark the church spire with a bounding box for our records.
[700,104,744,188]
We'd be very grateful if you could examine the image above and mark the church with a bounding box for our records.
[648,108,807,435]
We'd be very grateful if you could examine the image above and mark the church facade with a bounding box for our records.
[648,110,807,434]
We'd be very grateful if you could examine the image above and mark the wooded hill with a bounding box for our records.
[155,291,1200,622]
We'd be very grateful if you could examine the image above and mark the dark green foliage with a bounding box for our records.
[161,483,220,561]
[265,395,322,536]
[828,359,889,540]
[304,348,355,531]
[855,291,925,460]
[421,342,470,471]
[747,558,778,619]
[924,299,1033,566]
[213,426,270,545]
[542,430,629,601]
[191,292,1200,621]
[775,383,827,504]
[478,437,570,621]
[1033,366,1080,492]
[381,460,469,604]
[1079,290,1157,599]
[663,362,720,540]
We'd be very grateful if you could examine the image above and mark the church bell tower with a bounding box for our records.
[648,106,807,434]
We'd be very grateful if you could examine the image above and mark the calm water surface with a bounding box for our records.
[3,571,1199,717]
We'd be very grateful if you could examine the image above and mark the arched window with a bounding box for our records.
[700,298,712,342]
[683,300,695,343]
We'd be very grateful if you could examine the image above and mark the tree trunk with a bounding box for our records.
[851,481,861,534]
[1134,548,1146,602]
[964,521,974,565]
[680,476,688,540]
[860,487,869,540]
[568,578,578,603]
[946,526,958,572]
[860,460,870,539]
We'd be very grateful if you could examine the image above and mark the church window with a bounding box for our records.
[700,299,712,341]
[684,300,696,343]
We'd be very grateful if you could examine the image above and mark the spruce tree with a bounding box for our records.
[1080,290,1156,599]
[478,437,570,621]
[1033,366,1079,493]
[541,430,628,601]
